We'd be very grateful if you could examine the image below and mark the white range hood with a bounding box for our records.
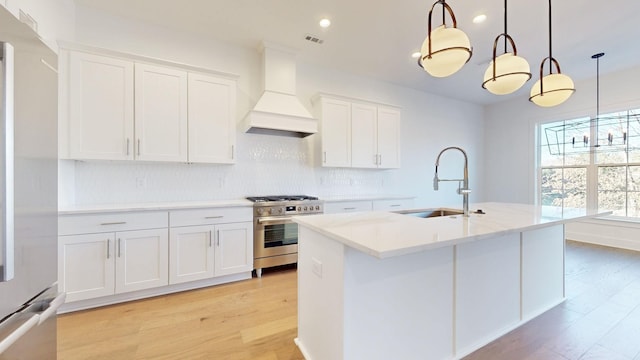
[243,42,317,138]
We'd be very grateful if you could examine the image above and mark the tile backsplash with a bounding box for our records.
[63,133,400,206]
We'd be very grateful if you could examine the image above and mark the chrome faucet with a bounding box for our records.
[433,146,471,217]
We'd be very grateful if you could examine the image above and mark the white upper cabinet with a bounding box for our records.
[317,97,351,167]
[316,94,401,169]
[376,106,401,169]
[351,102,378,168]
[68,52,134,160]
[62,48,238,164]
[188,73,237,164]
[134,63,188,162]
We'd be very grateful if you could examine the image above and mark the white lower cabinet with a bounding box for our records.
[214,222,253,276]
[169,225,215,284]
[58,233,116,302]
[58,206,254,308]
[169,208,253,284]
[58,228,168,302]
[115,229,169,293]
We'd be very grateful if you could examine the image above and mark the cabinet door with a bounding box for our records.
[69,52,134,160]
[214,222,253,276]
[188,73,237,164]
[351,102,378,168]
[320,98,351,167]
[134,63,188,162]
[115,228,169,293]
[377,106,401,169]
[58,233,115,302]
[169,225,215,284]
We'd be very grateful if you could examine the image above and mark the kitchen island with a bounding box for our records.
[293,202,608,360]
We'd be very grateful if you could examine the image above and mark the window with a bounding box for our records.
[538,109,640,218]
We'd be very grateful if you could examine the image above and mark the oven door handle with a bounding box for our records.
[257,216,294,225]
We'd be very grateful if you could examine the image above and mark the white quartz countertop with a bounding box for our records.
[293,202,610,259]
[58,199,253,215]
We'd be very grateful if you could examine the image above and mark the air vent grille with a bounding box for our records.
[304,34,324,45]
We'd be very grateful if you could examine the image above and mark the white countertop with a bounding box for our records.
[58,195,415,215]
[293,202,610,259]
[321,195,414,202]
[58,199,253,215]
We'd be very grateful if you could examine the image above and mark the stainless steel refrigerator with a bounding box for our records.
[0,6,63,359]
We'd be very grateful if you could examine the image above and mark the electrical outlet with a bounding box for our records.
[135,177,147,189]
[312,257,323,278]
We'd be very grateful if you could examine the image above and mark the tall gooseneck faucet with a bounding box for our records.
[434,146,471,217]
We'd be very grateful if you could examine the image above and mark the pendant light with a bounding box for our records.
[418,0,473,78]
[482,0,531,95]
[529,0,575,107]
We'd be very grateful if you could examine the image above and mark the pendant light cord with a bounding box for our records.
[548,0,553,74]
[504,0,508,53]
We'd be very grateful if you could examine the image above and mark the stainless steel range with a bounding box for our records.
[247,195,323,277]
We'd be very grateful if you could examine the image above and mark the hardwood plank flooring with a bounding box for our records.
[59,241,640,360]
[57,266,304,360]
[465,241,640,360]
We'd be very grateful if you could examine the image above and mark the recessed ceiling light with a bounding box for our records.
[319,18,331,28]
[473,14,487,24]
[411,52,421,59]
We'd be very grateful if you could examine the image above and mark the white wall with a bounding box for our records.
[3,0,75,50]
[58,5,485,209]
[484,64,640,250]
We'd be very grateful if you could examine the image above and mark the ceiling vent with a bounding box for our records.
[304,34,324,45]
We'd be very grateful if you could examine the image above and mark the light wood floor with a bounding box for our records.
[59,241,640,360]
[57,266,304,360]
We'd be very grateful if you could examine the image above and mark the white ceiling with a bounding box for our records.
[73,0,640,105]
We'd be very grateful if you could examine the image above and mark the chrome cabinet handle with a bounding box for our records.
[205,216,224,219]
[126,138,130,155]
[323,151,327,164]
[343,207,356,210]
[216,230,220,247]
[100,222,126,226]
[137,139,141,156]
[107,239,111,259]
[231,145,235,160]
[118,238,122,258]
[209,230,212,247]
[378,154,382,166]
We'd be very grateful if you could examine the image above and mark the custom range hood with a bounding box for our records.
[243,42,317,138]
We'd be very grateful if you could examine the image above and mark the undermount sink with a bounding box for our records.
[394,208,464,218]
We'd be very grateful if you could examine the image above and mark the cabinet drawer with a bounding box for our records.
[372,198,414,211]
[323,201,373,214]
[59,211,168,235]
[170,207,252,227]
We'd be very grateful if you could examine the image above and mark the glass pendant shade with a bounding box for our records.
[530,0,575,107]
[482,52,531,95]
[420,25,472,77]
[529,73,575,107]
[418,1,472,78]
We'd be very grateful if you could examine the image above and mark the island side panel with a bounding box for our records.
[521,224,565,321]
[343,246,455,360]
[296,226,346,360]
[455,233,521,357]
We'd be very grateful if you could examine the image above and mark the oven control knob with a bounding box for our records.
[303,206,308,211]
[278,208,283,214]
[315,205,320,211]
[297,206,301,211]
[256,208,264,216]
